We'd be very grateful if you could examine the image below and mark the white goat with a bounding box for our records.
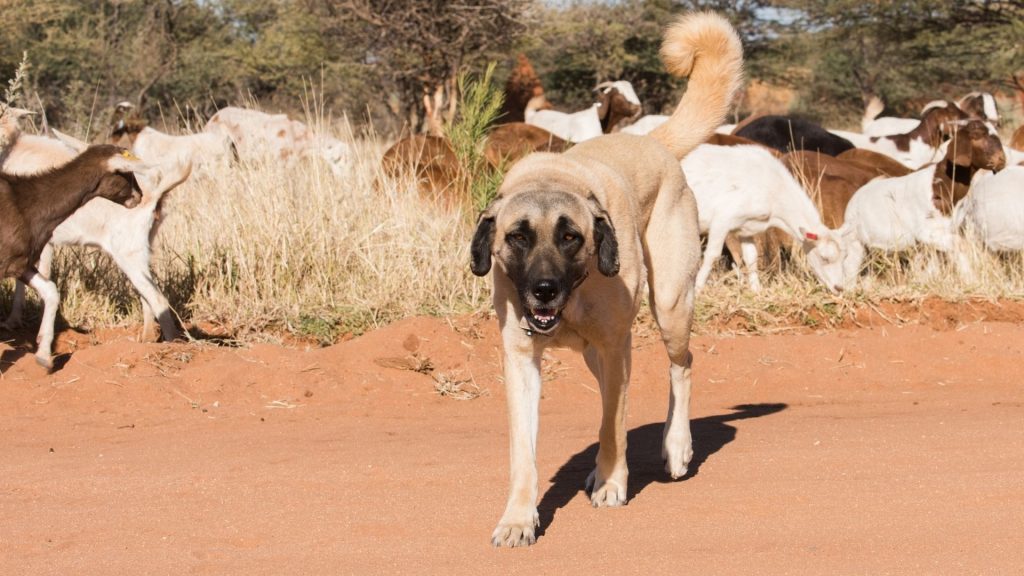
[837,122,1006,287]
[125,126,233,175]
[953,166,1024,251]
[203,106,349,174]
[681,144,847,292]
[621,114,668,135]
[838,169,970,289]
[2,128,191,342]
[526,81,642,143]
[861,96,949,137]
[0,106,34,158]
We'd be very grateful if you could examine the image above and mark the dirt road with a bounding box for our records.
[2,314,1023,574]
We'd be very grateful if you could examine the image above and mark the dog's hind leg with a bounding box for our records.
[644,184,701,479]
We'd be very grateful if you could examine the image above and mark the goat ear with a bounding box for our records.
[51,128,88,153]
[108,149,152,174]
[593,214,619,276]
[470,214,497,277]
[594,92,611,122]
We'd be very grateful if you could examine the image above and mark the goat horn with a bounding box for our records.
[594,81,614,91]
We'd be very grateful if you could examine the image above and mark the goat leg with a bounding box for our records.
[21,269,59,370]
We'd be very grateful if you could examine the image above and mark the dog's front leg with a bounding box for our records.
[491,337,544,547]
[585,338,631,507]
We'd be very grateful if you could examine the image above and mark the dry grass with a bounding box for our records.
[0,121,490,343]
[2,116,1024,344]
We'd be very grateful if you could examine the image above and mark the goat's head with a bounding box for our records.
[931,120,1006,214]
[801,228,849,294]
[594,81,642,133]
[110,119,146,146]
[1,106,34,147]
[946,120,1006,173]
[0,105,34,123]
[523,95,553,120]
[94,146,154,208]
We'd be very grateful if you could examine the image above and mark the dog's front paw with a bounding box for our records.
[491,511,539,547]
[586,468,628,507]
[663,428,693,479]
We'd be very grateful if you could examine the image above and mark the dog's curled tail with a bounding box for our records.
[649,12,744,161]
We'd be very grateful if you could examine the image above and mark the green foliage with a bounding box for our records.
[0,0,1020,136]
[775,0,1024,122]
[447,63,506,213]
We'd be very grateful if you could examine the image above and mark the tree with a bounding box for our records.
[775,0,1024,121]
[522,0,779,116]
[326,0,534,135]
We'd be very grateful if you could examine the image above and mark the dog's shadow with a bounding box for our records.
[536,402,787,537]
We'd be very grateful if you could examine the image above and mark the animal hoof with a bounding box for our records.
[34,353,54,372]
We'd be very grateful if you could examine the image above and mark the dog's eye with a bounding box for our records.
[562,232,581,243]
[507,232,527,246]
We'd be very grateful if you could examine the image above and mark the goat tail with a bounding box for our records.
[861,95,885,131]
[648,11,744,161]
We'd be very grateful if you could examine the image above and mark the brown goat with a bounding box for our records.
[595,83,642,133]
[484,123,569,168]
[872,101,968,152]
[382,123,572,208]
[379,135,462,207]
[784,151,908,229]
[931,120,1006,215]
[1,145,147,369]
[836,148,915,179]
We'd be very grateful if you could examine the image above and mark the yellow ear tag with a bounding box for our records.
[120,150,140,161]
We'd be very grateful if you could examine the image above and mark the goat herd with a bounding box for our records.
[0,102,349,369]
[462,84,1023,296]
[2,78,1024,370]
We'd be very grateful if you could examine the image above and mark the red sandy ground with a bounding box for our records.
[2,305,1023,575]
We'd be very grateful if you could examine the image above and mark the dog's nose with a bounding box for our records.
[532,280,559,303]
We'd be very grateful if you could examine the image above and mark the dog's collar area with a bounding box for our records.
[519,314,556,337]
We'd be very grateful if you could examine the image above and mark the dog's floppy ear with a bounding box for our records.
[590,205,619,277]
[585,194,619,276]
[593,215,619,276]
[470,213,497,277]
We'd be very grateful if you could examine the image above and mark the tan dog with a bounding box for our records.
[470,12,744,547]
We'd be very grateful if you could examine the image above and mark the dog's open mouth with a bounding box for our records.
[526,307,561,333]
